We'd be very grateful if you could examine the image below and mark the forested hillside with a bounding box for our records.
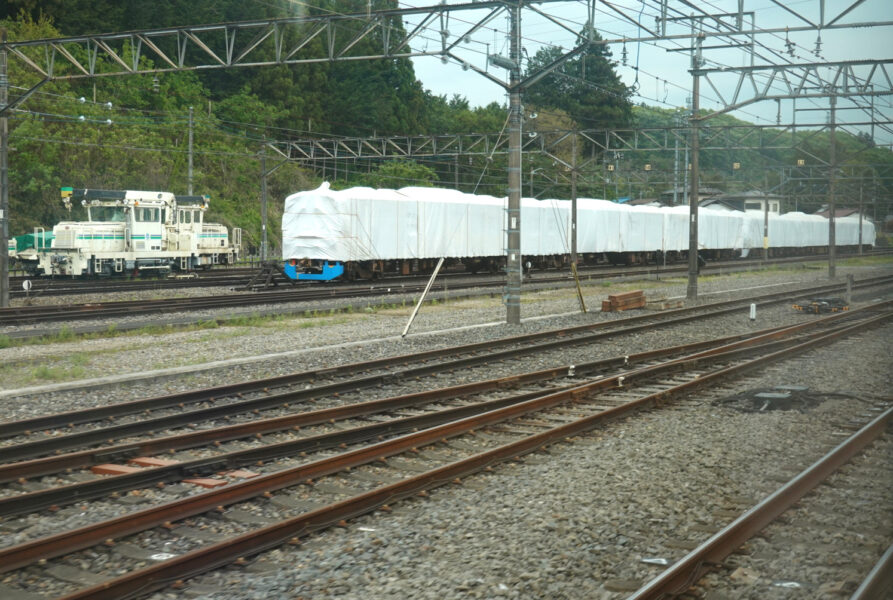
[4,2,539,253]
[3,1,889,253]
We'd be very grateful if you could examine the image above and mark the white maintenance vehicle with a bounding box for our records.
[19,187,241,277]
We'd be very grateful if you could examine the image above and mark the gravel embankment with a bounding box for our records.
[148,323,891,600]
[2,264,891,600]
[2,264,888,398]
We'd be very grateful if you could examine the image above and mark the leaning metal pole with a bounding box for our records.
[687,34,703,302]
[0,29,8,309]
[402,257,445,338]
[505,2,522,325]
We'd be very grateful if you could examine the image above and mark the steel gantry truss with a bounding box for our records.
[267,121,890,162]
[4,0,585,320]
[265,122,893,207]
[2,2,520,85]
[696,59,893,116]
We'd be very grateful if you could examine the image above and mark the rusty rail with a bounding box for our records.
[4,274,890,439]
[851,543,893,600]
[1,305,882,517]
[628,404,893,600]
[53,315,892,600]
[0,310,884,595]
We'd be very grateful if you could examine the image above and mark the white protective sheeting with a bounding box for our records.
[282,183,876,262]
[834,214,876,246]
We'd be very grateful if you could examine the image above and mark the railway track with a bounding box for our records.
[8,267,259,298]
[630,402,893,600]
[3,275,891,442]
[2,286,856,459]
[2,271,891,341]
[0,310,863,501]
[8,249,889,301]
[0,299,889,599]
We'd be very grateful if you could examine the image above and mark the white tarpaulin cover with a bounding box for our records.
[282,183,876,261]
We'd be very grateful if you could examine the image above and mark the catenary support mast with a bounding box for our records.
[687,34,703,302]
[505,2,522,325]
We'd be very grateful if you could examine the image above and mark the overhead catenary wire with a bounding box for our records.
[11,1,886,142]
[6,1,888,165]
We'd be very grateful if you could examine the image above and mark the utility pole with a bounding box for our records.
[571,132,578,267]
[673,112,680,205]
[187,106,194,195]
[828,93,837,279]
[505,1,522,325]
[687,33,703,302]
[260,142,268,262]
[682,144,689,206]
[454,154,459,189]
[762,197,769,260]
[0,29,9,309]
[858,181,864,254]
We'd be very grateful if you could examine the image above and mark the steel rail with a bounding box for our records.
[2,310,888,582]
[0,317,844,513]
[0,329,768,481]
[6,263,628,298]
[1,302,877,478]
[2,271,586,323]
[4,269,611,322]
[851,543,893,600]
[0,288,783,441]
[47,312,893,600]
[628,403,893,600]
[4,273,889,439]
[0,385,577,517]
[3,267,890,327]
[2,294,873,462]
[12,251,885,299]
[2,271,891,346]
[8,272,255,298]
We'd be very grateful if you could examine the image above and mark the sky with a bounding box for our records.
[405,0,893,145]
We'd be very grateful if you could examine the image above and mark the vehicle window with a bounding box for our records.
[90,206,127,222]
[137,208,160,222]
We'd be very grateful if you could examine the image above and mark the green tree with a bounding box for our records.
[346,160,437,189]
[524,25,632,130]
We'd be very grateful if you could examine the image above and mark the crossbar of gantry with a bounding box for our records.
[267,122,885,162]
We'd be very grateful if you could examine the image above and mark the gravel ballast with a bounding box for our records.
[149,327,891,600]
[2,264,891,600]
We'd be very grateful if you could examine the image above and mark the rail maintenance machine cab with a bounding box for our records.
[18,188,240,277]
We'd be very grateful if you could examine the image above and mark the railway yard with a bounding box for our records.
[3,2,892,599]
[0,259,891,600]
